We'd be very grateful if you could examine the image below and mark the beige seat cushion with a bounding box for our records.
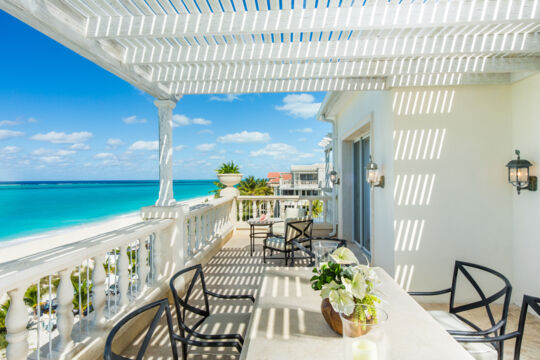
[429,310,498,360]
[265,237,288,251]
[272,208,307,236]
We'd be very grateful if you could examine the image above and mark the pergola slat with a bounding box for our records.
[122,33,540,64]
[1,0,539,96]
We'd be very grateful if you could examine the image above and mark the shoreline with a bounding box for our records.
[0,195,212,264]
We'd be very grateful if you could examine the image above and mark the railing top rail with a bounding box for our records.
[187,196,234,217]
[0,218,173,292]
[237,195,332,200]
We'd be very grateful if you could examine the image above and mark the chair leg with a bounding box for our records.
[182,343,187,360]
[263,247,266,264]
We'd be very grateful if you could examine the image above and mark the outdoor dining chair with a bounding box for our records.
[451,294,540,360]
[409,260,512,360]
[263,218,313,266]
[169,264,255,360]
[104,298,178,360]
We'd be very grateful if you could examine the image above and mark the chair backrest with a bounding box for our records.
[104,298,178,360]
[284,219,313,244]
[514,295,540,360]
[285,207,306,219]
[169,264,210,337]
[449,261,512,335]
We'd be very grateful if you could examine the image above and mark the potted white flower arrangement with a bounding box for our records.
[311,247,381,336]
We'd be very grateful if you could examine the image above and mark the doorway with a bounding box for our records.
[353,136,371,253]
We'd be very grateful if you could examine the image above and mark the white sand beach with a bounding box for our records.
[0,195,212,264]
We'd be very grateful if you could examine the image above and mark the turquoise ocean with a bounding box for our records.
[0,180,215,241]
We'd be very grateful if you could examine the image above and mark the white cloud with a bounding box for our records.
[1,146,20,154]
[217,131,270,143]
[290,127,313,133]
[129,140,158,151]
[123,115,147,124]
[40,156,63,163]
[173,114,212,127]
[276,94,321,119]
[172,114,190,127]
[298,137,307,142]
[192,118,212,125]
[31,131,92,144]
[250,143,315,160]
[0,117,36,126]
[106,138,124,150]
[94,152,115,159]
[209,155,224,160]
[0,129,24,140]
[209,94,240,102]
[195,143,216,152]
[174,145,186,151]
[198,129,214,135]
[70,143,90,150]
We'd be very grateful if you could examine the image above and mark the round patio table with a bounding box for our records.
[247,218,283,256]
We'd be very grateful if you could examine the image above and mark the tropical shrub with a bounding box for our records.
[216,161,240,174]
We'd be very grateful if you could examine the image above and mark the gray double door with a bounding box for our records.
[353,137,371,253]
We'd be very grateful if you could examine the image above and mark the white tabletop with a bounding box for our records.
[240,267,473,360]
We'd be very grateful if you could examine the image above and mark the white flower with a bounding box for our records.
[329,289,356,316]
[330,247,359,265]
[343,271,367,300]
[320,281,340,299]
[355,265,379,284]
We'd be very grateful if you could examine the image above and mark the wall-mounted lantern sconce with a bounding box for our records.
[366,156,385,188]
[506,150,537,195]
[330,170,340,185]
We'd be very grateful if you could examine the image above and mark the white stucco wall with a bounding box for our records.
[511,73,540,302]
[392,85,514,299]
[326,91,395,275]
[326,82,534,302]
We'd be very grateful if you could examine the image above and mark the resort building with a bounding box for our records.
[268,164,328,196]
[1,1,540,360]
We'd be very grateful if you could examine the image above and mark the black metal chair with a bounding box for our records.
[409,260,512,360]
[104,298,178,360]
[263,218,313,266]
[452,294,540,360]
[169,264,255,360]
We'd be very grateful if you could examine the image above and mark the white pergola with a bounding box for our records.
[2,0,539,204]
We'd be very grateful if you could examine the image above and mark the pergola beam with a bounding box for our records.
[123,32,540,65]
[149,56,540,82]
[163,72,512,95]
[86,1,539,40]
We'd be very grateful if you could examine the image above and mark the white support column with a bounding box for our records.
[155,99,178,207]
[137,240,149,292]
[117,245,129,307]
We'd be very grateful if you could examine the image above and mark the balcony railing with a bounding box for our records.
[0,196,237,360]
[236,195,333,226]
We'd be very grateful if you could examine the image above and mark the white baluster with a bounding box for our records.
[5,287,28,360]
[184,218,190,258]
[309,200,313,218]
[252,200,257,219]
[280,200,285,220]
[138,240,149,292]
[117,246,130,307]
[197,215,203,249]
[239,199,244,222]
[152,233,162,282]
[323,199,328,224]
[189,217,196,255]
[231,197,238,227]
[92,255,107,328]
[55,268,74,353]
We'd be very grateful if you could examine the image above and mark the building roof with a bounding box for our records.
[3,1,539,98]
[291,164,324,172]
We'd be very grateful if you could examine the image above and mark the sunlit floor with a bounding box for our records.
[118,230,540,360]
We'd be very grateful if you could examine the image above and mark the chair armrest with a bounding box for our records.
[454,330,520,343]
[408,288,452,296]
[449,320,506,337]
[206,290,255,303]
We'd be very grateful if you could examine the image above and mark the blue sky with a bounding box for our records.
[0,10,330,181]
